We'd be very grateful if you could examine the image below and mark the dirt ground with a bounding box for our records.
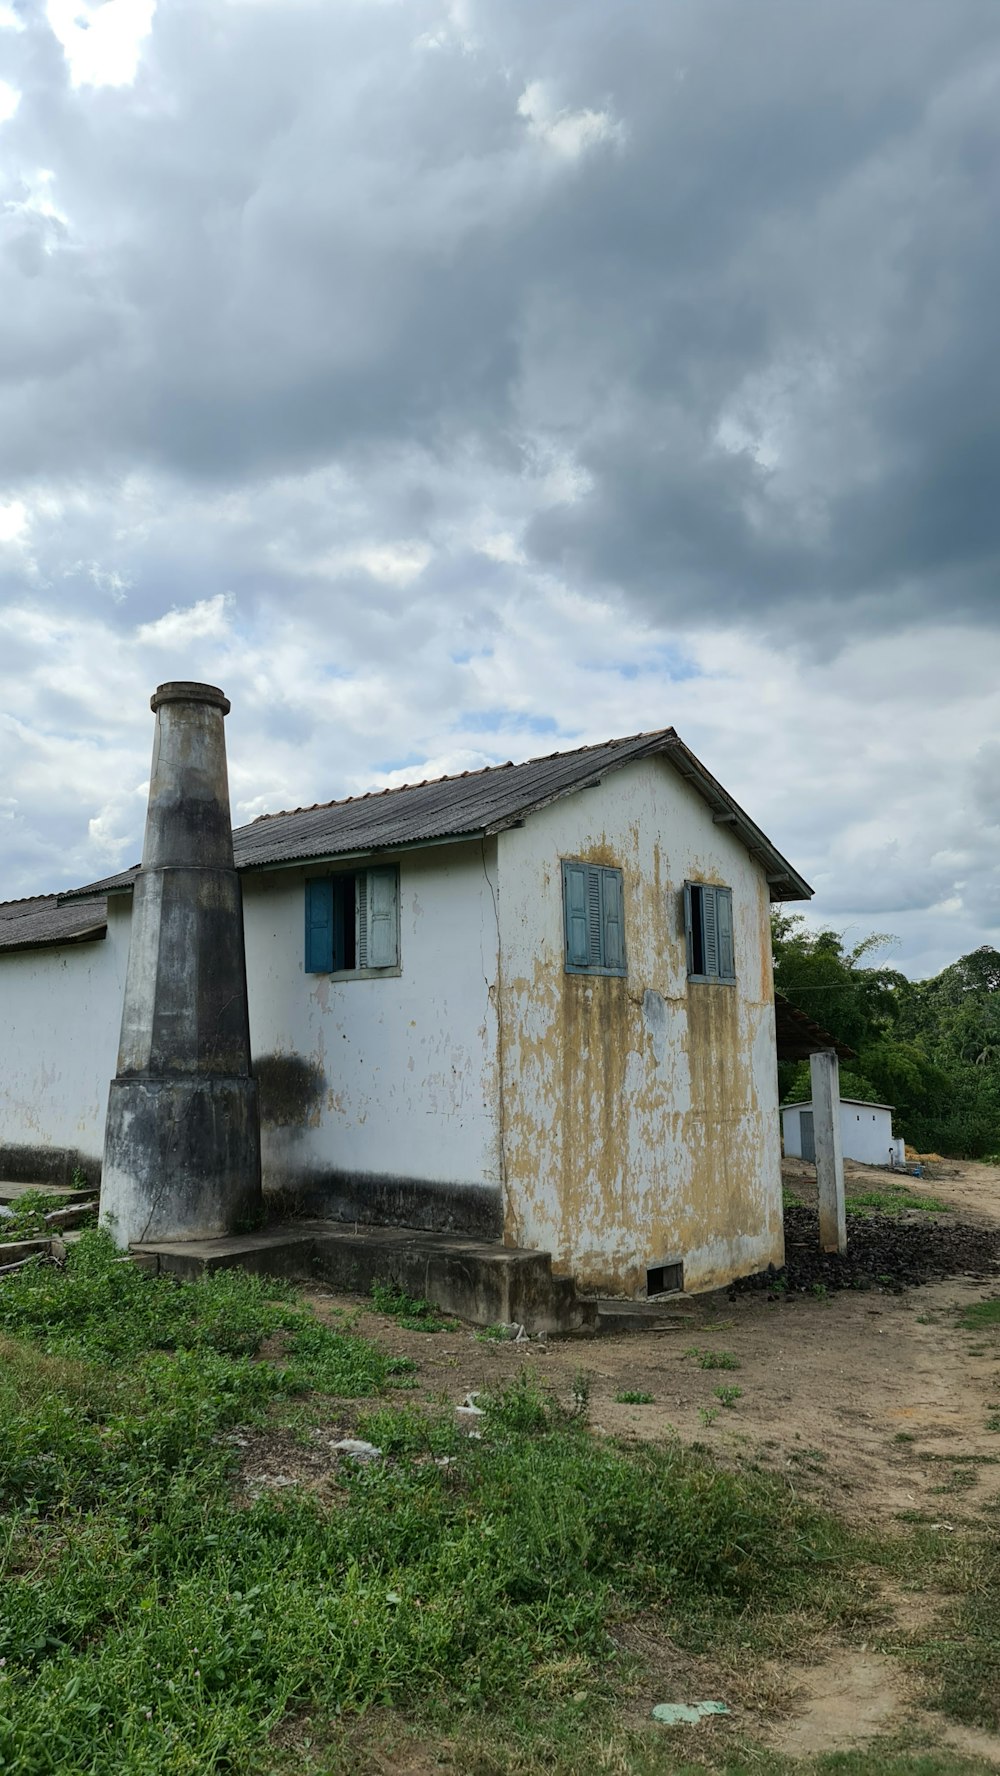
[292,1156,1000,1767]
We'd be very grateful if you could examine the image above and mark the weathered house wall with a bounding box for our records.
[0,899,130,1184]
[496,756,782,1294]
[241,839,503,1234]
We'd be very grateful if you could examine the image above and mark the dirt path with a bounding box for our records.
[297,1157,1000,1765]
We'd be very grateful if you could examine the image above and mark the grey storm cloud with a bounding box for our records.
[1,0,998,633]
[2,0,1000,971]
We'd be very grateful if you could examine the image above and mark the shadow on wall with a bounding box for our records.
[253,1054,326,1129]
[0,1144,99,1187]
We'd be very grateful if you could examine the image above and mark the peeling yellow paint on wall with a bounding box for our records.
[497,757,784,1296]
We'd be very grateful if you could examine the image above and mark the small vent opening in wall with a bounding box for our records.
[646,1260,684,1298]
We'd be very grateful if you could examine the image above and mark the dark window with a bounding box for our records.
[684,882,735,983]
[304,867,399,974]
[562,860,626,976]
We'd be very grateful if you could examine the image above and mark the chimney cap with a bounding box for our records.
[150,682,231,715]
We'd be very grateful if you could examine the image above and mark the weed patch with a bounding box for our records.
[846,1188,949,1214]
[713,1385,743,1409]
[369,1279,459,1333]
[0,1191,88,1245]
[686,1347,740,1370]
[926,1542,1000,1731]
[957,1298,1000,1332]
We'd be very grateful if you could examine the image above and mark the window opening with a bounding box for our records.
[684,882,735,982]
[562,860,626,977]
[646,1260,684,1297]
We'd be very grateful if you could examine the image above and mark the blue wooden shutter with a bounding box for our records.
[716,887,735,980]
[355,872,368,968]
[563,862,590,968]
[331,876,348,972]
[683,882,695,975]
[601,869,625,972]
[701,886,720,978]
[586,866,602,967]
[367,867,399,968]
[304,877,334,973]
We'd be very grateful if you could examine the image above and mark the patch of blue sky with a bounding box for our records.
[586,645,703,683]
[450,647,494,664]
[453,709,575,737]
[374,752,427,774]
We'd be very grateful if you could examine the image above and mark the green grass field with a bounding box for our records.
[0,1232,997,1774]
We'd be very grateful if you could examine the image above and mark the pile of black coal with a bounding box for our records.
[730,1203,1000,1298]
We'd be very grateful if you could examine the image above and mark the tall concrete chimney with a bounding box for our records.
[100,682,261,1247]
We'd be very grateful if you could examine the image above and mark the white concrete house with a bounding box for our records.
[783,1098,904,1170]
[0,728,816,1296]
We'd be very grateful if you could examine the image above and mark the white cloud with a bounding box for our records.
[0,78,19,123]
[0,0,998,993]
[135,593,234,647]
[0,499,27,542]
[517,80,624,160]
[45,0,155,89]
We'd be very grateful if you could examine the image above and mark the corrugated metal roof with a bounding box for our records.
[0,894,108,954]
[59,728,813,904]
[774,992,856,1062]
[786,1096,894,1112]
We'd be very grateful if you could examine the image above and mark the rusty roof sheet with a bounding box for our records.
[0,893,108,955]
[774,991,856,1063]
[60,728,813,904]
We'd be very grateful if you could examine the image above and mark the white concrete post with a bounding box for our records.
[810,1048,846,1254]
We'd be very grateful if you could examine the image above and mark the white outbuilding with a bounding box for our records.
[783,1097,905,1170]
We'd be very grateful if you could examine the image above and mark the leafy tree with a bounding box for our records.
[772,920,1000,1159]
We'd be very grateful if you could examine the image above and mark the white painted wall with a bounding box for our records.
[241,840,502,1225]
[496,755,783,1295]
[783,1099,898,1169]
[0,898,131,1179]
[1,771,790,1288]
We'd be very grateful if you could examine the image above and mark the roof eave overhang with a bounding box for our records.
[0,923,107,956]
[658,736,813,902]
[239,828,489,877]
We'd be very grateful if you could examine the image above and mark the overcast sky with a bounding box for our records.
[1,0,998,977]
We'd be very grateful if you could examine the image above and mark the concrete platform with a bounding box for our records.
[132,1220,600,1336]
[0,1180,98,1205]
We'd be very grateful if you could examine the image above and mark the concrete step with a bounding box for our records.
[0,1237,52,1265]
[131,1220,599,1336]
[0,1180,98,1206]
[595,1296,696,1336]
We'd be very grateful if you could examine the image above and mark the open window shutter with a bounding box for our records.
[683,882,695,976]
[330,877,347,972]
[586,866,602,967]
[366,867,399,969]
[355,872,368,969]
[563,862,590,968]
[716,887,735,980]
[601,869,625,972]
[701,886,720,978]
[304,877,334,973]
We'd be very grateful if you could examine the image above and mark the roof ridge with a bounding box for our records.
[0,892,58,914]
[249,728,674,826]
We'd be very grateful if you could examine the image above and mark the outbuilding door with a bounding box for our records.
[799,1111,815,1163]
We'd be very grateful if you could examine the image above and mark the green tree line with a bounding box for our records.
[773,913,1000,1159]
